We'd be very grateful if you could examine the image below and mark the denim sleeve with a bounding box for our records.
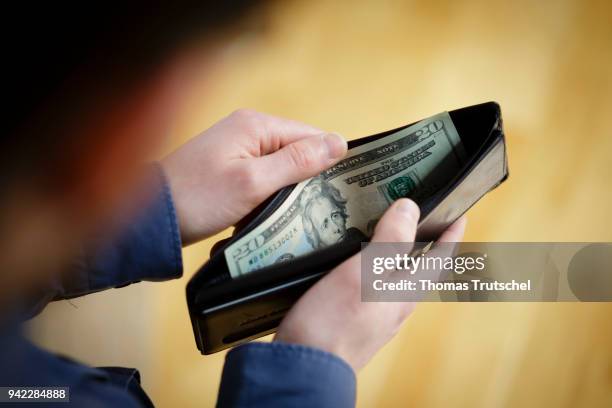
[217,342,356,408]
[24,164,183,314]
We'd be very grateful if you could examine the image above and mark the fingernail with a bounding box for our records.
[396,199,419,217]
[323,133,347,159]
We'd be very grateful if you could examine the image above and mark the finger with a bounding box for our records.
[419,216,467,285]
[325,198,420,284]
[367,199,420,284]
[438,215,467,243]
[259,114,325,151]
[368,199,421,315]
[317,199,420,318]
[253,132,348,192]
[229,109,326,154]
[427,215,467,261]
[372,199,420,244]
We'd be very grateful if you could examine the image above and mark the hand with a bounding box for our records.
[274,199,467,371]
[161,109,347,245]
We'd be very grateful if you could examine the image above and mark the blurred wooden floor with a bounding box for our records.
[30,0,612,407]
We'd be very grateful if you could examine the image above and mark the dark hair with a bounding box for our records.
[3,2,263,191]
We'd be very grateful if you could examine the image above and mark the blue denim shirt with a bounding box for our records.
[0,165,356,407]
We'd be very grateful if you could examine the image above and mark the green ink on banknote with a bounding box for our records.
[386,176,417,200]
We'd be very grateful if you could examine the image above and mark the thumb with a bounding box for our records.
[253,133,347,193]
[372,199,420,243]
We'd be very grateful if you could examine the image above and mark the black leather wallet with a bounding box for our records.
[187,101,509,354]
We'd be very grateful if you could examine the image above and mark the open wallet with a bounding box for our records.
[186,101,509,354]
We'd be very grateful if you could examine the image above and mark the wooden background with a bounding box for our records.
[30,0,612,406]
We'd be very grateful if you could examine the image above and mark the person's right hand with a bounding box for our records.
[274,198,467,371]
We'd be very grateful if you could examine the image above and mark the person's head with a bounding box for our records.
[300,177,349,248]
[1,2,266,308]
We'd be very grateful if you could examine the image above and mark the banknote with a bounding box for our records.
[225,112,467,277]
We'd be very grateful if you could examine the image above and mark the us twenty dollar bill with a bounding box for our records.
[225,112,468,277]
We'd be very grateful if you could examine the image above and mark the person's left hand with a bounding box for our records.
[161,109,347,245]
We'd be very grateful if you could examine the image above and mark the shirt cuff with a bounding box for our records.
[142,162,183,281]
[60,163,183,298]
[218,342,356,408]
